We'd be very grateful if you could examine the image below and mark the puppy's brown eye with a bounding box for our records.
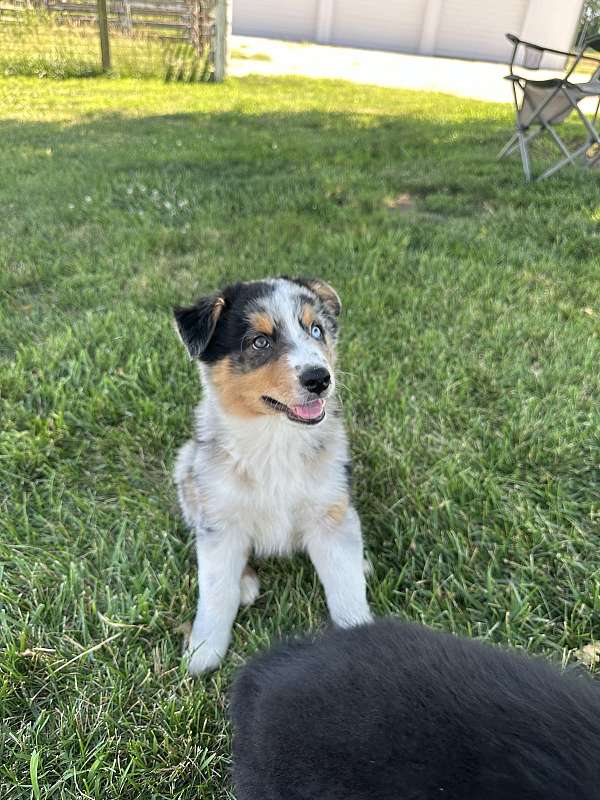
[253,335,270,350]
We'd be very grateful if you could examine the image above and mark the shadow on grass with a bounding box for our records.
[0,104,587,216]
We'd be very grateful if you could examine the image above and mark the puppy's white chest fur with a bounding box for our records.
[175,397,349,557]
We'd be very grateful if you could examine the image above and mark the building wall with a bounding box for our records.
[521,0,584,67]
[232,0,584,65]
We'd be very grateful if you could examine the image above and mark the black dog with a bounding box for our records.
[230,618,600,800]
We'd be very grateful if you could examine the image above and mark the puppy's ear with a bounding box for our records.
[173,294,225,358]
[294,277,342,318]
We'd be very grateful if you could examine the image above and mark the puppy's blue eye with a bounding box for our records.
[310,323,323,340]
[253,335,270,350]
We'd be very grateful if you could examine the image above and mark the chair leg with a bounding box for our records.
[537,140,590,180]
[544,122,575,162]
[559,90,600,169]
[518,131,532,182]
[498,133,518,160]
[572,101,600,145]
[569,100,600,169]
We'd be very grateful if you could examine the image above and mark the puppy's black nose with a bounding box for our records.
[300,366,331,396]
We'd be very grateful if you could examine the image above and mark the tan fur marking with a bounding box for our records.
[301,304,315,330]
[249,311,274,337]
[210,356,297,418]
[212,297,225,323]
[326,496,349,525]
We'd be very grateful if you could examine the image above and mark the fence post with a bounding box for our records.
[190,0,201,53]
[213,0,230,82]
[97,0,111,71]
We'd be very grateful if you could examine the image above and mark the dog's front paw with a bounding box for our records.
[239,566,260,607]
[184,638,225,676]
[332,606,373,629]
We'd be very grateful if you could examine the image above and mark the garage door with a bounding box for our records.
[435,0,528,62]
[232,0,319,42]
[329,0,428,53]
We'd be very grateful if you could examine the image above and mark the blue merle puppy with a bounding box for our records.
[173,277,372,675]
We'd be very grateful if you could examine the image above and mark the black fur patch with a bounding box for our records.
[204,281,276,365]
[173,295,221,358]
[230,619,600,800]
[174,281,274,363]
[297,291,317,308]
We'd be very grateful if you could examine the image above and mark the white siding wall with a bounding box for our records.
[521,0,585,68]
[435,0,529,62]
[329,0,427,53]
[231,0,584,65]
[232,0,319,42]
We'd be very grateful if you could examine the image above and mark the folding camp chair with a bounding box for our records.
[499,33,600,181]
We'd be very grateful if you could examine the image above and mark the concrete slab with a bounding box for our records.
[230,35,519,103]
[230,35,598,113]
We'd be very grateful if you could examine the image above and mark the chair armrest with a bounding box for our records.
[505,34,577,61]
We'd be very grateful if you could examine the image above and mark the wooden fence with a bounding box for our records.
[0,0,229,79]
[45,0,209,48]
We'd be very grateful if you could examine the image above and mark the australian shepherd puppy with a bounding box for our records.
[230,618,600,800]
[173,277,372,675]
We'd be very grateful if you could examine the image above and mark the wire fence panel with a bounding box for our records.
[0,0,216,80]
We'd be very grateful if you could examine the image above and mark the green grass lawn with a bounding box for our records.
[1,73,600,799]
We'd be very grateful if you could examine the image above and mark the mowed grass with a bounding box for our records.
[1,73,600,798]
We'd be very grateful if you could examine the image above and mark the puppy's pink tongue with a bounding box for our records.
[291,399,325,420]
